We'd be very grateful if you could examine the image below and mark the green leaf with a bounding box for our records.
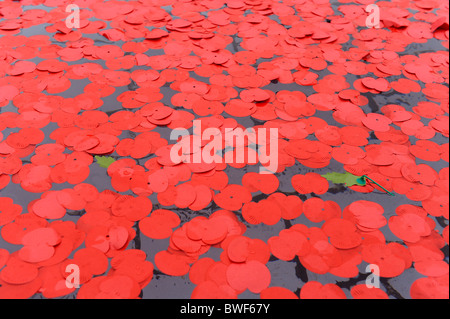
[95,156,115,168]
[356,176,366,185]
[321,172,366,187]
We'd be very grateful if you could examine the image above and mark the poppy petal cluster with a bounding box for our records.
[0,0,448,300]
